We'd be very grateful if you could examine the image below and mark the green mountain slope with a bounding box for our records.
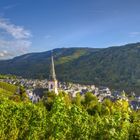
[0,48,100,78]
[0,43,140,94]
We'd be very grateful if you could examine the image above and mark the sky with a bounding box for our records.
[0,0,140,59]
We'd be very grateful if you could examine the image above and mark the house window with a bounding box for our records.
[51,84,53,89]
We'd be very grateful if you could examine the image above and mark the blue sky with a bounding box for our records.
[0,0,140,59]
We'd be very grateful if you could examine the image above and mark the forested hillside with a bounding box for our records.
[0,43,140,94]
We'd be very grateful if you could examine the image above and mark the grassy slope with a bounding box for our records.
[0,88,14,98]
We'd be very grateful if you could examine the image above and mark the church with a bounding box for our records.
[48,51,58,95]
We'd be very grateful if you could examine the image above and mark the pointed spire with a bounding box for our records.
[50,50,56,80]
[48,50,58,95]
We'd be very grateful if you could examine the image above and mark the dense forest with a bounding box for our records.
[0,82,140,140]
[0,43,140,95]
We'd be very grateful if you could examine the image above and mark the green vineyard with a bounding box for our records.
[0,91,139,140]
[0,82,18,93]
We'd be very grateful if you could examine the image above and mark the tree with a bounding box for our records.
[42,91,56,111]
[45,96,71,139]
[73,92,84,107]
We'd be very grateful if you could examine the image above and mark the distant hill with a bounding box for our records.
[0,43,140,95]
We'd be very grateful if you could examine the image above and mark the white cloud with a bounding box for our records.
[3,4,18,10]
[129,32,140,37]
[0,17,32,59]
[0,50,12,58]
[0,18,31,39]
[44,35,52,39]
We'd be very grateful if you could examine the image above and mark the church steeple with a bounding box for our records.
[48,51,58,95]
[50,51,56,80]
